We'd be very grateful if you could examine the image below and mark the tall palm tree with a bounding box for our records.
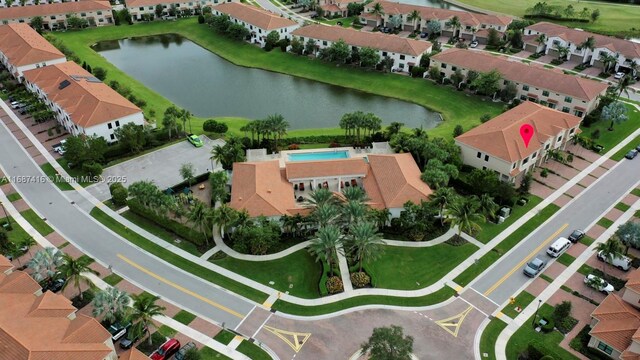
[210,204,238,240]
[348,221,384,272]
[428,187,458,226]
[129,293,166,346]
[445,16,461,37]
[28,247,63,283]
[595,236,625,278]
[342,186,368,203]
[313,203,341,227]
[478,194,499,222]
[535,34,547,51]
[342,200,367,228]
[188,201,210,245]
[57,254,98,300]
[308,188,337,207]
[615,74,633,100]
[579,36,596,62]
[92,287,131,324]
[555,44,570,60]
[210,144,226,170]
[408,10,421,32]
[266,114,289,151]
[308,225,343,277]
[370,2,384,20]
[445,198,485,237]
[179,108,193,135]
[599,52,618,73]
[369,208,391,230]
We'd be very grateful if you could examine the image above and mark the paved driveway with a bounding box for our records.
[87,136,224,201]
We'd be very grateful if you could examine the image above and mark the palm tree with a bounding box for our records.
[92,287,131,324]
[599,52,618,73]
[342,200,367,228]
[20,236,37,257]
[28,247,63,283]
[188,201,210,245]
[179,108,193,134]
[342,186,368,202]
[308,225,343,277]
[579,36,596,62]
[313,203,341,227]
[209,204,238,240]
[162,106,180,139]
[370,2,384,21]
[615,74,633,100]
[408,10,421,32]
[535,34,547,51]
[445,198,485,237]
[308,188,337,207]
[266,114,289,151]
[129,293,166,346]
[369,208,391,230]
[595,236,625,278]
[555,44,570,60]
[57,254,98,300]
[445,16,461,37]
[348,221,384,272]
[428,187,458,226]
[478,194,499,222]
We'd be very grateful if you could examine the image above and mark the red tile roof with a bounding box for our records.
[214,2,297,30]
[455,101,581,163]
[626,268,640,294]
[0,24,65,68]
[119,348,150,360]
[431,48,608,101]
[0,271,41,294]
[230,160,295,217]
[0,255,12,274]
[0,1,112,20]
[590,294,640,353]
[23,61,141,128]
[293,24,432,56]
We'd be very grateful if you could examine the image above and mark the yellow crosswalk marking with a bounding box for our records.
[435,306,474,337]
[262,325,311,352]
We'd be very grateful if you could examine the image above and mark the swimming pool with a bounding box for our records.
[287,151,350,161]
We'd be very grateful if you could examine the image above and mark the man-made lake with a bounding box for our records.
[396,0,464,10]
[92,35,441,130]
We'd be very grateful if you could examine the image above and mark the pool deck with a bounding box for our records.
[246,142,393,167]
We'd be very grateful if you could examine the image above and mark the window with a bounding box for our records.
[110,134,115,140]
[523,85,529,91]
[139,6,144,10]
[531,152,537,158]
[115,120,120,127]
[81,12,86,17]
[574,110,584,117]
[545,144,550,150]
[557,136,563,142]
[482,166,487,170]
[97,11,102,15]
[441,63,447,69]
[399,64,404,69]
[597,342,613,355]
[523,157,529,164]
[564,96,572,103]
[400,55,405,60]
[520,95,527,100]
[107,123,112,129]
[542,90,549,96]
[451,66,457,71]
[569,128,575,134]
[322,40,327,45]
[548,103,556,109]
[51,15,56,19]
[512,163,516,169]
[477,152,481,158]
[484,155,489,162]
[562,106,570,113]
[382,51,387,56]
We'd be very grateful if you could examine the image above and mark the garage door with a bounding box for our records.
[525,44,538,53]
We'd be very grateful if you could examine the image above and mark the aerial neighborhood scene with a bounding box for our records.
[2,0,640,358]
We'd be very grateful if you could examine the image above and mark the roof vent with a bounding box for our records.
[267,189,272,193]
[58,80,71,90]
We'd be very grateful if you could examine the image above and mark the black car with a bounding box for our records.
[568,229,585,243]
[625,149,639,160]
[420,32,428,38]
[41,278,65,293]
[636,144,640,152]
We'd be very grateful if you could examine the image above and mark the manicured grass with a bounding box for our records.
[173,310,197,326]
[322,16,356,28]
[476,196,543,244]
[200,347,232,360]
[501,291,535,319]
[89,206,268,303]
[6,193,22,202]
[579,236,595,247]
[506,304,579,360]
[455,0,640,36]
[58,241,69,249]
[615,202,631,212]
[57,158,94,187]
[212,250,322,299]
[120,210,202,256]
[0,176,8,185]
[611,134,640,161]
[557,253,576,267]
[157,325,177,338]
[367,242,478,290]
[597,217,614,229]
[20,209,54,236]
[271,286,455,316]
[479,317,508,360]
[577,263,594,276]
[581,104,640,153]
[454,204,561,286]
[632,188,640,197]
[297,143,331,149]
[213,330,236,345]
[236,340,271,360]
[0,217,29,245]
[540,274,553,283]
[40,163,74,191]
[52,19,503,139]
[102,273,123,286]
[78,254,95,265]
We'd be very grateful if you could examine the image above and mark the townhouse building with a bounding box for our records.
[524,22,640,75]
[455,102,582,184]
[292,24,431,72]
[319,0,361,18]
[212,2,299,47]
[0,23,66,80]
[126,0,232,21]
[0,0,85,8]
[360,1,512,44]
[22,61,144,142]
[0,1,113,29]
[430,48,608,117]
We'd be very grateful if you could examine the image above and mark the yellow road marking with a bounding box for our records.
[263,301,272,308]
[435,306,473,337]
[117,254,244,319]
[483,224,568,296]
[454,284,463,292]
[495,312,503,319]
[262,325,311,352]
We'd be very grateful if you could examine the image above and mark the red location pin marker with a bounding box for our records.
[520,124,534,148]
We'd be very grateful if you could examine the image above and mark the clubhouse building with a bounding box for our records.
[0,23,66,80]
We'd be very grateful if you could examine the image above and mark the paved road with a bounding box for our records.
[0,119,255,328]
[471,158,640,304]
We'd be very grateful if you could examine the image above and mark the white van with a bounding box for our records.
[546,237,571,257]
[597,251,632,271]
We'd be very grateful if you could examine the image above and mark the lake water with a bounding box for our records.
[92,34,441,130]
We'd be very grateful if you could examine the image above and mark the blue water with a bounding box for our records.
[288,151,350,161]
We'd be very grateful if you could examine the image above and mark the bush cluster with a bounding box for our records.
[350,272,371,288]
[326,276,344,294]
[109,182,128,206]
[127,199,205,246]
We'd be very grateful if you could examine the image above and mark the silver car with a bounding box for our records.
[523,257,546,278]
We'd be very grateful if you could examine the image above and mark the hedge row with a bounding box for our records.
[127,199,206,246]
[523,14,590,23]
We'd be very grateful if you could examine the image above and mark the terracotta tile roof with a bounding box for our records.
[0,1,112,20]
[455,101,581,163]
[367,1,512,27]
[526,22,640,60]
[621,350,640,360]
[625,268,640,294]
[0,24,65,68]
[293,24,432,56]
[590,294,640,352]
[119,348,150,360]
[320,4,343,13]
[431,48,608,101]
[28,290,76,318]
[0,255,12,274]
[363,153,432,208]
[230,161,296,217]
[214,2,297,30]
[0,270,41,294]
[23,61,142,129]
[285,158,369,180]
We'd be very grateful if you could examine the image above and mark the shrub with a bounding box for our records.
[410,66,425,78]
[127,199,205,246]
[556,316,578,334]
[540,318,555,333]
[287,143,300,150]
[197,14,205,24]
[326,276,344,294]
[453,124,464,137]
[111,186,128,207]
[329,142,341,148]
[480,114,492,123]
[540,168,549,178]
[202,119,228,134]
[350,272,371,288]
[82,162,103,177]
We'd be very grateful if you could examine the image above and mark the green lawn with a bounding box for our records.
[322,16,357,28]
[540,274,553,283]
[102,273,123,286]
[20,209,54,236]
[579,235,595,246]
[479,317,508,360]
[557,253,576,267]
[0,217,30,245]
[506,304,579,360]
[455,0,640,36]
[173,310,197,325]
[367,242,478,290]
[615,202,631,212]
[213,330,236,345]
[212,250,322,299]
[611,134,640,162]
[6,193,22,202]
[501,291,535,319]
[581,104,640,153]
[52,19,502,139]
[89,206,268,303]
[200,347,232,360]
[157,325,178,338]
[236,341,271,360]
[597,217,614,229]
[40,163,74,191]
[632,188,640,197]
[271,286,455,316]
[476,196,543,244]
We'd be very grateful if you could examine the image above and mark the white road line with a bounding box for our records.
[233,305,256,331]
[252,313,274,339]
[458,296,490,318]
[468,287,501,307]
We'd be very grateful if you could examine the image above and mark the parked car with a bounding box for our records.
[470,40,479,48]
[42,278,66,293]
[420,32,428,38]
[53,139,66,155]
[584,274,614,294]
[108,322,131,342]
[523,257,546,277]
[636,144,640,152]
[597,250,631,271]
[10,101,24,109]
[625,149,638,159]
[174,341,197,360]
[150,338,181,360]
[546,237,571,257]
[187,134,203,148]
[119,326,147,349]
[614,72,626,79]
[568,229,585,243]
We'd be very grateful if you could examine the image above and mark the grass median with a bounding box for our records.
[20,209,54,236]
[479,317,508,360]
[476,196,543,244]
[581,103,640,154]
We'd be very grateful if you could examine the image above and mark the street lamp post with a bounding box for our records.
[532,299,542,328]
[0,201,10,228]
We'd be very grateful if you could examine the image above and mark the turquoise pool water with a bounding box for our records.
[288,151,350,161]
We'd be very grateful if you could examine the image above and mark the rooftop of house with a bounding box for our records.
[431,48,608,101]
[213,2,297,30]
[0,1,112,20]
[119,348,150,360]
[455,101,582,163]
[292,24,432,57]
[0,23,65,68]
[22,61,141,129]
[626,268,640,294]
[590,294,640,354]
[0,254,13,274]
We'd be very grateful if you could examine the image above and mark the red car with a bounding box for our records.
[150,339,180,360]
